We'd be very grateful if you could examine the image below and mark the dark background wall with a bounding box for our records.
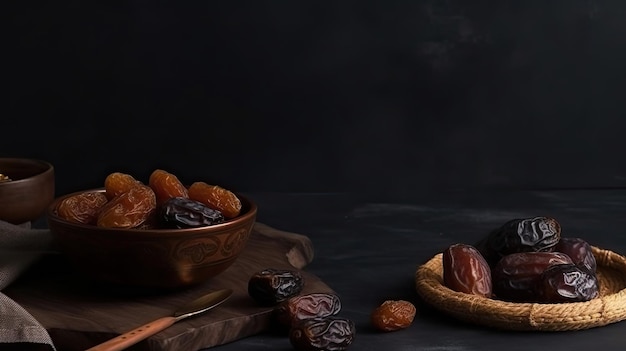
[5,0,626,199]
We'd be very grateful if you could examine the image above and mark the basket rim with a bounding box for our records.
[415,246,626,331]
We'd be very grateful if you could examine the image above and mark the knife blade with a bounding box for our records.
[85,288,233,351]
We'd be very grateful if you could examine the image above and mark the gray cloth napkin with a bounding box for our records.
[0,220,56,350]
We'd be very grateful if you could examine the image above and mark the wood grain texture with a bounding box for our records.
[4,222,332,351]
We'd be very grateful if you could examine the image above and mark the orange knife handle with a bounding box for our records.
[85,316,177,351]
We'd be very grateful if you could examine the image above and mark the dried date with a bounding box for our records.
[492,251,573,302]
[188,181,242,219]
[554,237,597,273]
[275,293,342,329]
[475,216,561,267]
[289,317,356,351]
[442,243,492,298]
[370,300,416,332]
[248,268,304,306]
[57,191,108,224]
[148,169,189,206]
[104,172,143,200]
[97,186,156,228]
[537,263,599,303]
[160,197,224,228]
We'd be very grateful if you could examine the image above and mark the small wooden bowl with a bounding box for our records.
[415,246,626,331]
[0,158,55,224]
[47,189,257,289]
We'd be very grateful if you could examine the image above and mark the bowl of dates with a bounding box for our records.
[415,216,626,331]
[0,157,55,225]
[46,169,257,289]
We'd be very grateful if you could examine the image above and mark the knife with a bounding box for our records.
[85,288,233,351]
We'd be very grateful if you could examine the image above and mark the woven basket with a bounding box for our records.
[415,246,626,331]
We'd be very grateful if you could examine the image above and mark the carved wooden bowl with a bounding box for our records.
[0,158,55,224]
[47,189,257,290]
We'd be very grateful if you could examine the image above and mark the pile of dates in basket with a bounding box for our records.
[443,216,600,303]
[56,169,242,229]
[247,268,356,351]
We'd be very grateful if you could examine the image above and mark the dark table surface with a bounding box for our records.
[200,189,626,351]
[16,188,626,351]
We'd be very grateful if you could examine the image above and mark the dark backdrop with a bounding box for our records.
[5,0,626,199]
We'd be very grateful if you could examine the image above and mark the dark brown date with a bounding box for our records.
[248,268,304,306]
[289,317,356,351]
[443,243,492,298]
[554,237,597,273]
[492,252,573,302]
[476,216,561,267]
[275,293,342,329]
[160,197,224,228]
[538,263,599,303]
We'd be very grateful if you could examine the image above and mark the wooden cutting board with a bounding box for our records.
[4,222,334,351]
